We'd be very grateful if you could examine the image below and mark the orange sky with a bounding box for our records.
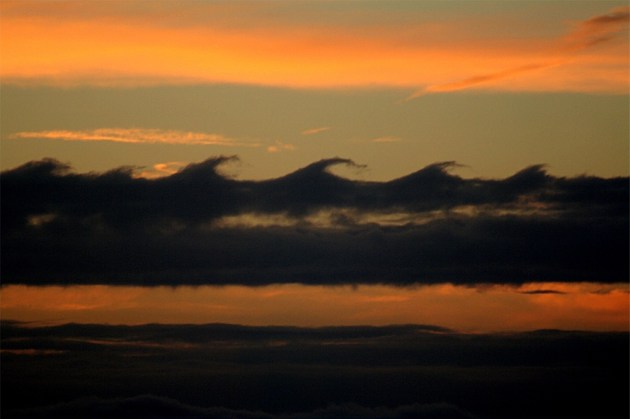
[1,1,627,93]
[1,283,628,332]
[0,1,628,335]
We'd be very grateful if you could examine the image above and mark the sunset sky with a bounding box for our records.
[1,1,628,418]
[1,0,628,179]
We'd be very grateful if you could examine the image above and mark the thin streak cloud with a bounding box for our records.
[565,6,630,49]
[371,136,402,143]
[302,127,331,136]
[412,63,556,97]
[10,128,260,147]
[408,6,629,98]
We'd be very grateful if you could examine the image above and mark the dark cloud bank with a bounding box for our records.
[1,321,628,418]
[1,157,628,285]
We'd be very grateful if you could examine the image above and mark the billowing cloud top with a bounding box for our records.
[1,157,628,285]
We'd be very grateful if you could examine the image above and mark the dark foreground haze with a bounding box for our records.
[1,321,627,418]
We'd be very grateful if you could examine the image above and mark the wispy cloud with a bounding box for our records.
[409,6,629,98]
[519,289,567,295]
[135,162,187,179]
[371,136,402,143]
[302,127,331,136]
[565,6,630,50]
[10,128,260,147]
[410,63,555,97]
[266,141,296,153]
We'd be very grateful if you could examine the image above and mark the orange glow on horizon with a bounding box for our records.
[1,283,627,332]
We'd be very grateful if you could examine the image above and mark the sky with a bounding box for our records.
[1,0,628,179]
[1,1,629,418]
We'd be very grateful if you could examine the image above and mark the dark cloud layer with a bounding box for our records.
[2,322,628,418]
[7,396,477,419]
[1,157,628,285]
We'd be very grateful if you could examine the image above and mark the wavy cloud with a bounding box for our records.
[1,157,627,285]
